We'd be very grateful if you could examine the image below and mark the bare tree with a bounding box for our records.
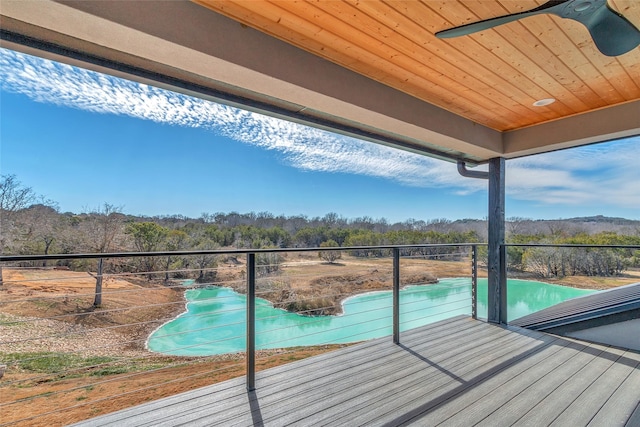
[506,217,530,237]
[186,228,219,282]
[126,221,168,281]
[318,240,342,264]
[82,203,125,306]
[0,175,37,212]
[82,203,125,253]
[0,175,37,285]
[17,204,62,265]
[163,229,188,282]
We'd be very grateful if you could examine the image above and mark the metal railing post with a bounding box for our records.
[393,247,400,344]
[500,244,508,324]
[246,252,256,391]
[471,245,478,320]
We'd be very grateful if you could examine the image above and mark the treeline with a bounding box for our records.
[1,204,482,257]
[1,203,483,284]
[4,204,639,279]
[1,174,639,281]
[506,232,640,278]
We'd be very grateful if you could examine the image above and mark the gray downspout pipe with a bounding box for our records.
[457,161,489,180]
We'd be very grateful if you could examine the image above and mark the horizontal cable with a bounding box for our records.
[400,297,472,317]
[398,304,472,329]
[6,295,470,393]
[0,298,188,324]
[256,302,394,335]
[2,280,470,347]
[503,244,640,249]
[0,243,484,262]
[257,313,395,349]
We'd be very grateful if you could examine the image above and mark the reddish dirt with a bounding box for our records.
[2,346,345,427]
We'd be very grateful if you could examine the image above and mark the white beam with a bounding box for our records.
[503,100,640,158]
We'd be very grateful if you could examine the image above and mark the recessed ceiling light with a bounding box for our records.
[533,98,556,107]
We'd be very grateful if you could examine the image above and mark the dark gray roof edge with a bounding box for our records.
[511,282,640,331]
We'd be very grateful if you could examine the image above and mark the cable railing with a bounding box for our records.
[4,242,636,425]
[0,243,480,426]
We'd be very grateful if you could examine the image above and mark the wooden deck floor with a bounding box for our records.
[74,316,640,426]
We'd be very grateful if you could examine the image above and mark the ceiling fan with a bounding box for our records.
[435,0,640,56]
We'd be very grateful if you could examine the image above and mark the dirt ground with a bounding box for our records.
[1,255,638,426]
[1,344,346,427]
[0,268,185,356]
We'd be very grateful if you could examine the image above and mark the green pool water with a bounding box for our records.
[147,278,595,356]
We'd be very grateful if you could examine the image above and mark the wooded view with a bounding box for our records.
[2,173,640,283]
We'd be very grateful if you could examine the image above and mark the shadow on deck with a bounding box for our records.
[73,316,640,426]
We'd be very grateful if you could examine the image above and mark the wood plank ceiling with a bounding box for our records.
[195,0,640,132]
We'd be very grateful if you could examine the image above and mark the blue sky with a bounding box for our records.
[1,48,638,222]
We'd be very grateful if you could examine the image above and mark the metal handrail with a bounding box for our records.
[0,243,484,262]
[503,244,639,249]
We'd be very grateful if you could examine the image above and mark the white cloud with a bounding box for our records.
[1,48,638,209]
[0,48,465,189]
[508,138,640,208]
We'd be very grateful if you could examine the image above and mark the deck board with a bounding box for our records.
[513,345,626,426]
[552,349,640,426]
[72,316,640,427]
[338,329,553,426]
[415,334,575,426]
[308,328,536,424]
[157,318,485,426]
[157,317,481,426]
[263,321,530,426]
[587,354,640,427]
[474,344,609,426]
[115,319,473,427]
[625,403,640,427]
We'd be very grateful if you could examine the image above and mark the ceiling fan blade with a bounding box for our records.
[572,3,640,56]
[435,1,567,39]
[435,0,640,56]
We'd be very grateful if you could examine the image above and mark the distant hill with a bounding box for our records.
[444,216,639,241]
[563,216,640,226]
